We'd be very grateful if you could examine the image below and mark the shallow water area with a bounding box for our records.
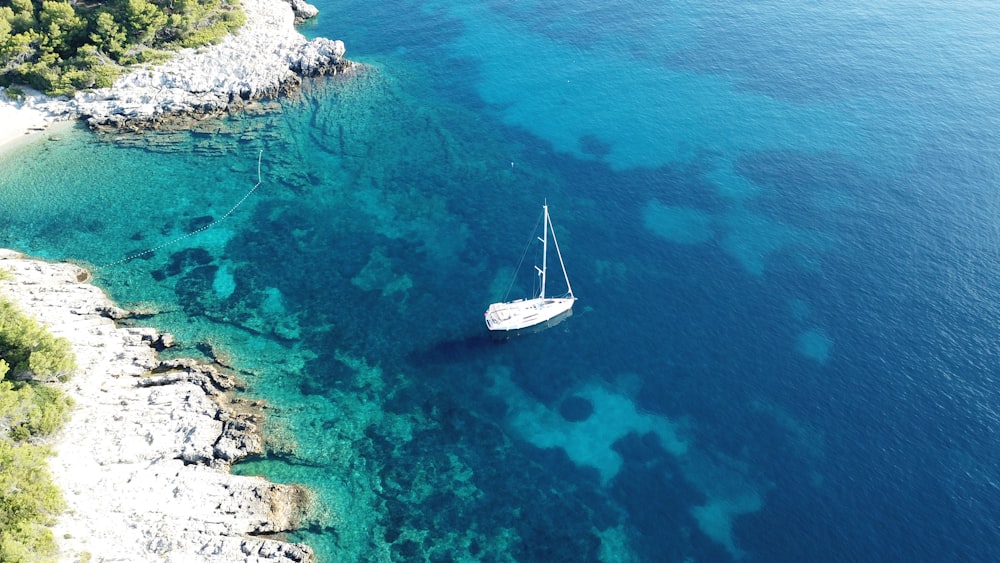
[3,0,1000,561]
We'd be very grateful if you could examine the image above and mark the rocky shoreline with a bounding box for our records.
[0,2,351,558]
[0,250,313,563]
[1,0,354,134]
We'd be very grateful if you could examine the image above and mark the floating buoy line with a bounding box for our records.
[99,150,264,270]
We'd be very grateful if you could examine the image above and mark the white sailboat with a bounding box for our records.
[485,203,576,332]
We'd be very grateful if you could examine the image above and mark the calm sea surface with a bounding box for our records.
[2,1,1000,560]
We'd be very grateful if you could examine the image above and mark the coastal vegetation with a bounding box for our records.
[0,0,246,96]
[0,291,77,562]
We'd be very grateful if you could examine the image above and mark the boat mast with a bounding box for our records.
[539,204,549,299]
[547,205,574,299]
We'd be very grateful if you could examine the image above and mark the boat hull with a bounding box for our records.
[484,297,575,332]
[488,308,574,340]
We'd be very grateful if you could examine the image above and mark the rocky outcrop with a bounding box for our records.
[0,249,313,563]
[8,0,353,133]
[288,0,320,23]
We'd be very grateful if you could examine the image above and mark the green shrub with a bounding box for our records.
[0,0,247,95]
[6,0,37,35]
[134,47,172,65]
[38,0,86,59]
[0,298,76,382]
[0,440,64,562]
[2,86,24,100]
[3,380,74,441]
[17,61,58,93]
[90,12,127,59]
[178,21,229,48]
[92,62,120,88]
[0,294,75,561]
[122,0,168,43]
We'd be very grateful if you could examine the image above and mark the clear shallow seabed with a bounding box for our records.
[3,0,1000,560]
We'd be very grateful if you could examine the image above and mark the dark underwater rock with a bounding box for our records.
[559,395,595,422]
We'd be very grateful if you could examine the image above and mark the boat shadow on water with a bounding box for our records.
[409,309,575,366]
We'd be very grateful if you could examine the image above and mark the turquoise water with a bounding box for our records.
[3,0,1000,560]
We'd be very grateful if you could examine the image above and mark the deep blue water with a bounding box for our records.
[3,0,1000,560]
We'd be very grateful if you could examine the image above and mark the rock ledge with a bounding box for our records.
[6,0,354,133]
[0,249,312,563]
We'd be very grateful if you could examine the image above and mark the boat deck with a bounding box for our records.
[485,297,574,331]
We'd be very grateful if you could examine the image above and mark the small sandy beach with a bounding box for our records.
[0,96,63,153]
[0,86,81,156]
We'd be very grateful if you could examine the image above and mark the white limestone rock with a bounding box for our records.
[19,0,352,129]
[0,251,314,563]
[288,0,320,23]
